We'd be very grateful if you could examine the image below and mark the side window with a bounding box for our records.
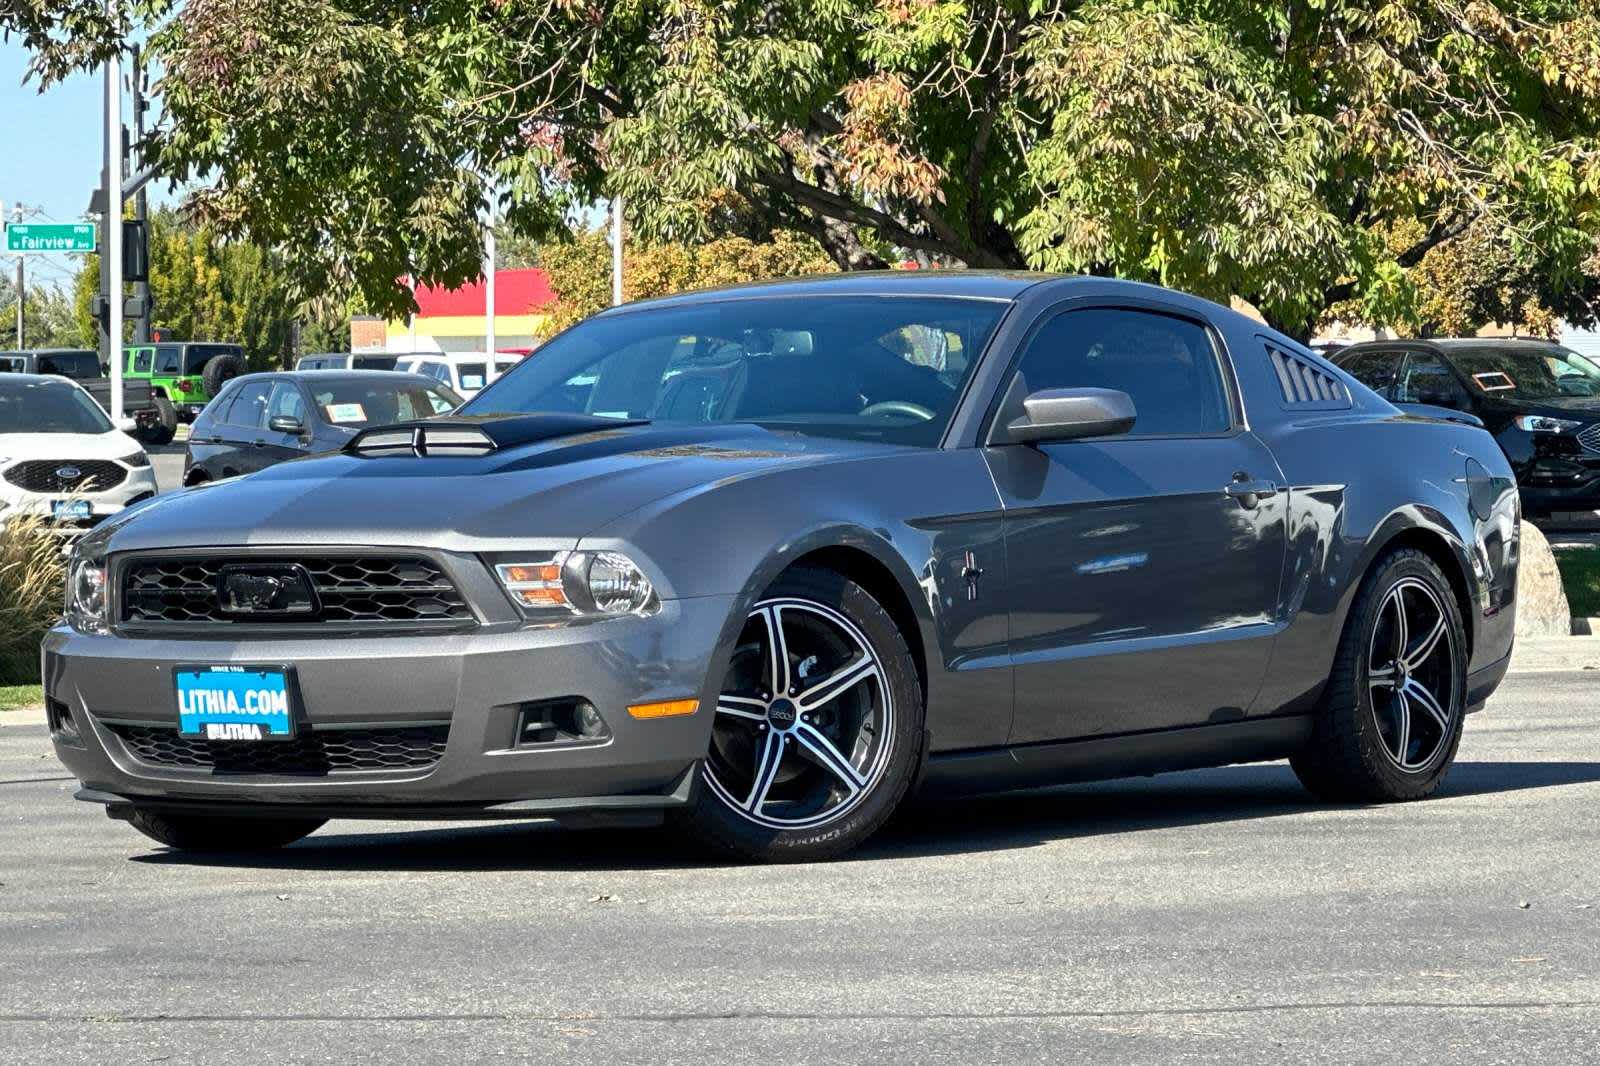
[457,362,487,391]
[154,346,181,374]
[131,348,153,374]
[1397,353,1464,406]
[222,381,271,429]
[205,381,240,424]
[267,382,307,424]
[1009,308,1231,437]
[1338,349,1402,399]
[424,362,451,383]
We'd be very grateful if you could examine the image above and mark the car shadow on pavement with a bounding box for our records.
[128,759,1600,872]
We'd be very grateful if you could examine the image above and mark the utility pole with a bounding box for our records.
[129,43,151,345]
[104,24,124,422]
[9,204,20,348]
[484,188,496,356]
[611,196,624,307]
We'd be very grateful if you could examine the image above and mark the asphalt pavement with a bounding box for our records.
[147,441,186,494]
[2,661,1598,1063]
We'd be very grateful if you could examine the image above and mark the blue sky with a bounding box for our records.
[1,40,173,292]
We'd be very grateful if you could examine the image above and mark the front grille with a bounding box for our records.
[108,723,449,774]
[120,554,474,628]
[1578,423,1600,455]
[4,459,127,494]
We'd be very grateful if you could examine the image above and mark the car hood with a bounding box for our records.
[0,429,143,461]
[95,420,904,553]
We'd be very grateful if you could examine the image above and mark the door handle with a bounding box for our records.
[1225,475,1278,507]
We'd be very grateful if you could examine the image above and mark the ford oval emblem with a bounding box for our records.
[55,465,82,479]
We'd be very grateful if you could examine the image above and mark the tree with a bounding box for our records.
[19,2,1600,340]
[540,229,835,333]
[68,208,352,366]
[0,272,80,348]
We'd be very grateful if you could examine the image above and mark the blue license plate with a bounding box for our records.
[176,666,295,740]
[52,500,91,520]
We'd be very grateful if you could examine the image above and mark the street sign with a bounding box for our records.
[4,222,97,253]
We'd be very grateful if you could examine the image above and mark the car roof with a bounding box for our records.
[599,270,1059,313]
[1341,337,1567,353]
[0,372,88,390]
[228,369,441,384]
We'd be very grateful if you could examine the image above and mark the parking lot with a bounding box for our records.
[3,662,1596,1064]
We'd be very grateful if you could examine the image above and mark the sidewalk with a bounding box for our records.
[1508,635,1600,673]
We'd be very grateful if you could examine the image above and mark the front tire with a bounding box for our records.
[126,809,325,852]
[1291,548,1467,803]
[676,567,923,862]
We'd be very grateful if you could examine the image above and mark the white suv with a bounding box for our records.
[397,352,523,398]
[0,375,159,533]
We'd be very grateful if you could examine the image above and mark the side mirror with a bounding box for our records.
[1005,387,1137,444]
[268,414,307,436]
[1414,387,1459,409]
[117,416,138,433]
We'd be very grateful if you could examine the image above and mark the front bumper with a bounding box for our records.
[0,466,159,531]
[44,594,735,820]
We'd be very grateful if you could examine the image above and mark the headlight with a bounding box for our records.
[119,450,151,468]
[1514,415,1581,434]
[494,551,658,618]
[66,549,109,634]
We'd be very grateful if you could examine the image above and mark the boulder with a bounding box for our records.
[1516,521,1572,637]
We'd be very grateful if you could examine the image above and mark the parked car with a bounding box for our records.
[121,342,248,423]
[1332,338,1600,516]
[293,352,402,371]
[0,374,157,533]
[0,348,170,445]
[48,273,1518,862]
[396,351,522,398]
[183,370,462,484]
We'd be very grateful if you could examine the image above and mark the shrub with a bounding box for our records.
[0,514,67,684]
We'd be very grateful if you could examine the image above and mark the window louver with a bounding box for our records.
[1266,345,1351,409]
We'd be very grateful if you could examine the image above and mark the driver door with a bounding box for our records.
[985,305,1288,743]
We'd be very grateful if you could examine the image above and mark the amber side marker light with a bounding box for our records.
[627,698,700,720]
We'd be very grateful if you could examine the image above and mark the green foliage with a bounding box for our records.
[69,209,354,366]
[19,1,1600,339]
[0,271,81,348]
[541,228,835,333]
[0,513,66,685]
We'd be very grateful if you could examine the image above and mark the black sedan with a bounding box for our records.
[52,274,1518,862]
[1333,338,1600,516]
[182,370,461,484]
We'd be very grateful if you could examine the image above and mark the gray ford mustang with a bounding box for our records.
[45,273,1520,861]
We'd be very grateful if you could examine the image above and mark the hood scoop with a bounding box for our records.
[345,413,648,457]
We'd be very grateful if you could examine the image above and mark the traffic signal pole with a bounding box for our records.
[105,31,124,423]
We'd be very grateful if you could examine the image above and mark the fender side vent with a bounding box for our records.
[1266,344,1351,410]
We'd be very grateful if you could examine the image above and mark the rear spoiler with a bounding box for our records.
[345,413,647,456]
[1393,402,1484,428]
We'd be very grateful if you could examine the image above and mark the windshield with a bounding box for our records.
[462,295,1008,447]
[308,378,462,427]
[0,379,114,434]
[1451,345,1600,399]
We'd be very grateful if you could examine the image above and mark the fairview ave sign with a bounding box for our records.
[4,222,97,253]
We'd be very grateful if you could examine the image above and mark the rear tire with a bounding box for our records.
[126,809,325,852]
[136,396,177,446]
[675,567,923,862]
[1291,548,1467,803]
[201,354,247,397]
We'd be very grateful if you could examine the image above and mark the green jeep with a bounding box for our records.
[123,342,248,428]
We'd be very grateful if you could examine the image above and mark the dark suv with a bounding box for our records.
[1333,338,1600,516]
